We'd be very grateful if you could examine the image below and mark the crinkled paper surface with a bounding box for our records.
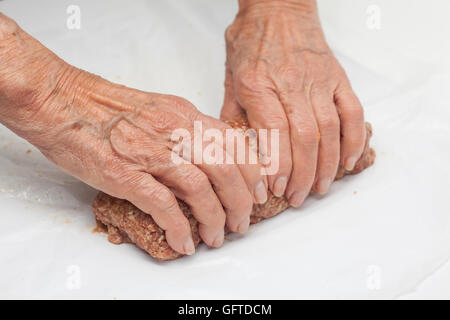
[0,0,449,299]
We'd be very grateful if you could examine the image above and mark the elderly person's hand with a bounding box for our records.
[222,0,366,207]
[0,14,268,255]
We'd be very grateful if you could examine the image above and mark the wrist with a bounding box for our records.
[0,15,82,145]
[231,0,327,52]
[236,0,321,32]
[0,18,64,110]
[238,0,317,15]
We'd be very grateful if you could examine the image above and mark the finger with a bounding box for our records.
[152,159,227,248]
[221,68,244,121]
[218,67,268,204]
[311,90,340,194]
[197,160,253,234]
[123,172,195,256]
[334,82,366,170]
[202,114,268,206]
[284,91,320,208]
[186,115,255,233]
[237,89,292,198]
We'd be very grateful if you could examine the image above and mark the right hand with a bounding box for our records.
[221,1,366,207]
[0,14,268,255]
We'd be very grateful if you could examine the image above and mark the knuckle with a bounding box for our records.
[319,115,340,136]
[299,124,320,146]
[218,163,236,178]
[285,109,303,126]
[148,186,176,208]
[184,170,211,194]
[224,25,237,43]
[161,95,199,118]
[203,208,226,228]
[170,216,190,232]
[320,161,339,176]
[101,158,130,184]
[343,105,364,123]
[345,135,365,151]
[235,68,267,93]
[145,109,180,132]
[253,106,288,131]
[265,114,289,132]
[169,95,195,110]
[109,170,143,197]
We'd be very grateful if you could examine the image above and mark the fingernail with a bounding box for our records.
[345,156,358,171]
[183,238,195,255]
[289,191,308,208]
[254,180,268,204]
[237,216,250,234]
[317,178,333,195]
[273,176,288,197]
[212,229,225,248]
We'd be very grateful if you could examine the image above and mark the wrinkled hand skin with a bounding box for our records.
[0,14,269,256]
[222,0,367,208]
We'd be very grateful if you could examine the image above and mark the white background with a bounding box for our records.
[0,0,449,299]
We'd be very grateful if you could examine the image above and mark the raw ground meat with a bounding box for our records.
[93,114,376,261]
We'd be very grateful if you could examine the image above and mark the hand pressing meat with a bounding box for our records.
[93,114,375,261]
[222,0,367,207]
[0,14,267,256]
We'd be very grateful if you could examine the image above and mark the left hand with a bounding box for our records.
[0,13,267,255]
[221,0,366,207]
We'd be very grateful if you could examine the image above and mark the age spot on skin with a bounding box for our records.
[0,14,20,41]
[70,121,83,131]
